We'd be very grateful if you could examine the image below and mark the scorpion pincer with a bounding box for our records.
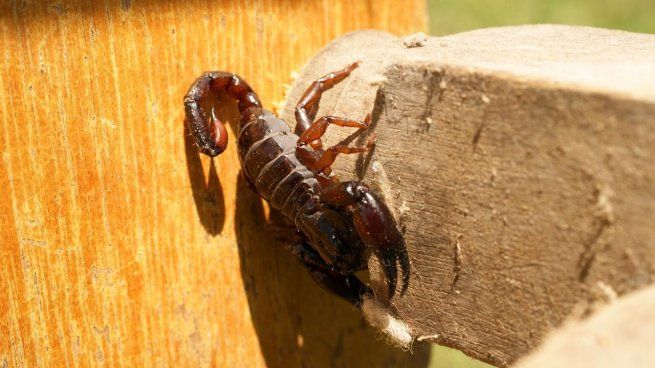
[184,62,409,306]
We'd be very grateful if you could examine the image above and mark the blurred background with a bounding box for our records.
[428,0,655,36]
[426,0,653,366]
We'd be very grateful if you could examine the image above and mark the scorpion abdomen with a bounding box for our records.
[237,107,321,220]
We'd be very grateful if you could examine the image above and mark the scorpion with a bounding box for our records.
[184,62,409,306]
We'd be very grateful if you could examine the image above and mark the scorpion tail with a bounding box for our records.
[184,71,262,157]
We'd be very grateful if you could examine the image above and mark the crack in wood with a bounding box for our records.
[472,123,484,146]
[419,70,443,133]
[578,218,610,281]
[451,234,463,293]
[578,186,614,281]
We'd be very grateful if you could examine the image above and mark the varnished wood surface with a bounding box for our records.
[0,1,428,367]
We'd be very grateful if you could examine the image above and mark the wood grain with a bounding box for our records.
[282,26,655,366]
[0,1,428,367]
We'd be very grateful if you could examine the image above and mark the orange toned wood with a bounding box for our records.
[0,1,427,367]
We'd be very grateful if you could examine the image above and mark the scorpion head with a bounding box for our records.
[303,208,368,274]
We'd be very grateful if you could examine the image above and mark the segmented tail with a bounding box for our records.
[184,72,262,157]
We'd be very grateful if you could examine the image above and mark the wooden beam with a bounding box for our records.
[282,26,655,366]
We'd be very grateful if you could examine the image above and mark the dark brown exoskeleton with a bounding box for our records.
[184,62,409,306]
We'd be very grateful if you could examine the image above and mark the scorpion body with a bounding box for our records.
[239,109,320,225]
[184,63,409,306]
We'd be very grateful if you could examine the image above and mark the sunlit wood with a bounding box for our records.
[0,1,427,366]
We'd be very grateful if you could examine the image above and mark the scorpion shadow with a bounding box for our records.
[235,175,430,367]
[184,124,225,235]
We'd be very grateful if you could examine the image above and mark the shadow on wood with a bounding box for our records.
[184,125,226,236]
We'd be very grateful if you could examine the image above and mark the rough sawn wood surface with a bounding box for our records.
[282,25,655,366]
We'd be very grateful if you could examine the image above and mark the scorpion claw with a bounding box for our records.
[375,236,410,298]
[319,181,411,299]
[378,249,398,297]
[397,247,411,295]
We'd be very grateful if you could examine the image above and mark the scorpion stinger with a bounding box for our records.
[184,62,410,306]
[184,71,261,157]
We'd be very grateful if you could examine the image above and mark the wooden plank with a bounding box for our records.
[281,26,655,366]
[517,285,655,368]
[0,1,428,367]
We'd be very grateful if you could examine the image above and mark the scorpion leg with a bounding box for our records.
[294,61,361,146]
[287,241,371,306]
[184,72,261,157]
[296,114,374,174]
[304,136,375,174]
[295,124,375,177]
[319,181,410,298]
[297,114,371,147]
